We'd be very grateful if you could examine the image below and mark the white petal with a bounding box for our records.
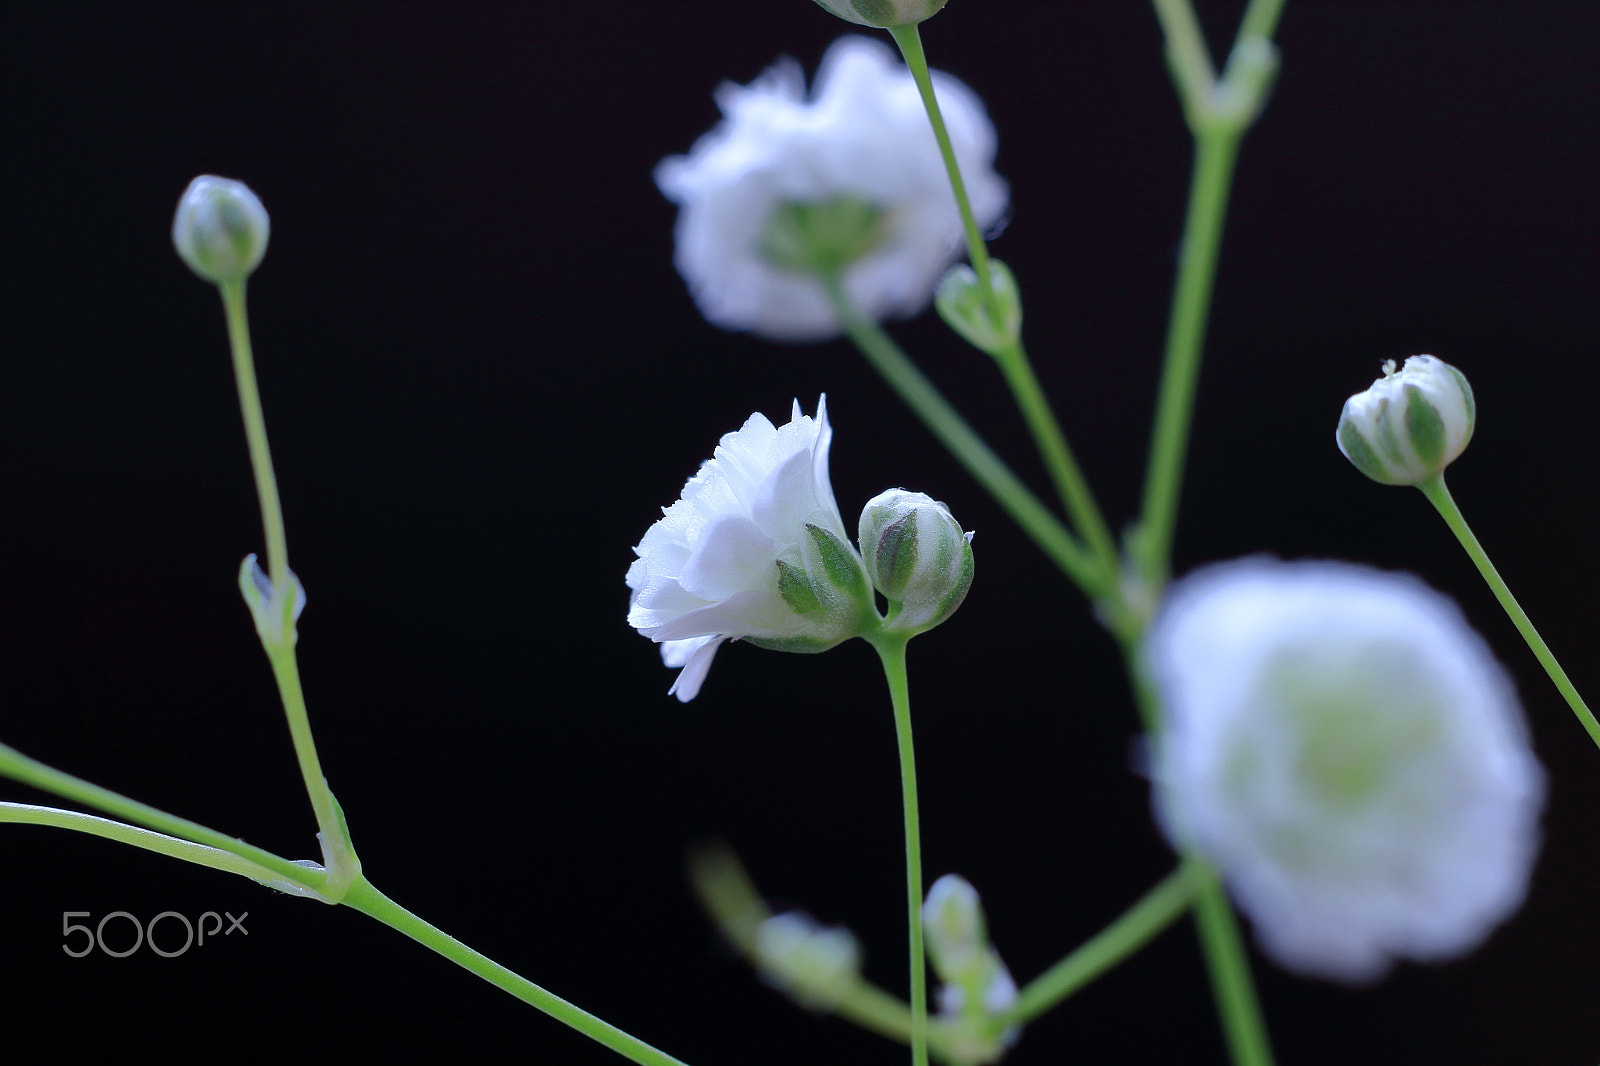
[665,637,727,703]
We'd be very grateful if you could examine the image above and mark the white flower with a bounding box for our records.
[1336,354,1476,486]
[627,397,872,701]
[654,35,1007,342]
[1145,557,1544,983]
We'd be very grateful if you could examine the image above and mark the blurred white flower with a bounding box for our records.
[1146,557,1543,983]
[655,35,1007,342]
[627,397,872,701]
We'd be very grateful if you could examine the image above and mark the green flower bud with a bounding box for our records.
[755,912,862,1011]
[922,873,986,981]
[812,0,948,28]
[172,175,270,284]
[859,489,974,635]
[934,259,1022,357]
[1336,355,1475,486]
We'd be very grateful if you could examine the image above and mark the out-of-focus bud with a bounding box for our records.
[923,874,986,979]
[1336,355,1475,486]
[935,260,1022,357]
[755,912,863,1011]
[239,553,305,646]
[859,489,974,636]
[173,175,270,284]
[812,0,948,28]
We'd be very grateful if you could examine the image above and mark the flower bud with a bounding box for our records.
[755,912,862,1011]
[172,175,270,284]
[1336,355,1475,486]
[859,489,974,635]
[812,0,948,28]
[922,874,986,980]
[935,260,1022,357]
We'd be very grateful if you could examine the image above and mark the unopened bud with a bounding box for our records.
[1336,355,1475,486]
[859,489,974,635]
[935,260,1022,357]
[755,912,862,1011]
[173,175,270,284]
[812,0,949,28]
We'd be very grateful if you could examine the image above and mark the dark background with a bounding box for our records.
[3,2,1596,1062]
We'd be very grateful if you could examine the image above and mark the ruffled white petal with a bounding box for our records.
[627,397,861,700]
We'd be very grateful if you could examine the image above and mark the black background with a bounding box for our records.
[3,2,1596,1062]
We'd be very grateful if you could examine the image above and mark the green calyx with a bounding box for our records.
[761,197,893,279]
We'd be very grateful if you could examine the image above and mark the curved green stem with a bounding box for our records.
[342,876,691,1066]
[0,801,321,895]
[999,861,1203,1027]
[218,279,357,891]
[992,337,1121,597]
[1418,476,1600,751]
[0,740,332,897]
[869,634,928,1066]
[887,23,1000,326]
[824,275,1099,593]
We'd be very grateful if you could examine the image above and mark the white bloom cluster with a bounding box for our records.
[626,397,870,702]
[1146,558,1543,983]
[655,36,1007,341]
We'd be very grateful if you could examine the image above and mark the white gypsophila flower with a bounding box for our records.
[655,35,1007,342]
[1146,557,1544,983]
[627,396,872,702]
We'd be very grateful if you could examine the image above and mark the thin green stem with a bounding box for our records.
[886,25,1119,596]
[992,337,1121,596]
[1419,476,1600,751]
[999,861,1203,1027]
[342,876,692,1066]
[0,741,329,897]
[0,801,319,893]
[871,635,928,1066]
[1135,128,1242,590]
[218,278,356,890]
[887,23,1000,326]
[824,275,1102,595]
[1193,871,1274,1066]
[220,280,290,616]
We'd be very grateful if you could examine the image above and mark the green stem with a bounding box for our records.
[0,741,329,897]
[887,25,1119,597]
[992,337,1122,597]
[341,876,692,1066]
[1418,476,1600,751]
[871,635,928,1066]
[1192,871,1274,1066]
[219,278,357,890]
[887,23,1001,326]
[999,861,1203,1027]
[0,801,319,894]
[1135,128,1242,590]
[824,275,1101,594]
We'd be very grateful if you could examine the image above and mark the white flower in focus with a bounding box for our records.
[655,36,1007,342]
[627,397,872,701]
[1146,558,1543,983]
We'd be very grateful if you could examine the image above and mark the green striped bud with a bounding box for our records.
[859,489,974,636]
[172,175,270,284]
[812,0,948,28]
[755,912,862,1011]
[1336,355,1475,486]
